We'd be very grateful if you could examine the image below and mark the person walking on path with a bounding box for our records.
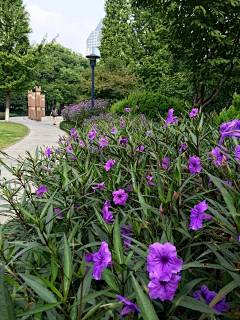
[50,105,58,125]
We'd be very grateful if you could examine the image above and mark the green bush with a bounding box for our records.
[111,91,190,119]
[0,113,18,120]
[214,92,240,125]
[59,120,72,133]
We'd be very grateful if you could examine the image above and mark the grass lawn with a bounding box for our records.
[0,122,28,150]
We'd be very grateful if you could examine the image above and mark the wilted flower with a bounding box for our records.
[45,148,52,158]
[119,138,128,146]
[188,157,202,174]
[189,108,198,118]
[162,157,170,170]
[112,189,128,205]
[121,225,132,251]
[92,182,105,192]
[105,159,115,171]
[92,242,112,280]
[117,295,140,316]
[210,147,228,168]
[125,108,130,113]
[70,128,76,136]
[148,274,181,301]
[190,200,211,230]
[147,242,183,281]
[179,142,187,152]
[193,285,228,314]
[36,185,47,199]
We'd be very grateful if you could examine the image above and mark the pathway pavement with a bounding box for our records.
[0,116,65,223]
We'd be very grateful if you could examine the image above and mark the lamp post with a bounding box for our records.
[86,53,100,113]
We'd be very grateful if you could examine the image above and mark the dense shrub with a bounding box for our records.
[215,92,240,125]
[111,91,190,119]
[0,113,19,120]
[62,98,112,125]
[0,108,240,319]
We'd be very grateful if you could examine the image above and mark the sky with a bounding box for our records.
[23,0,106,56]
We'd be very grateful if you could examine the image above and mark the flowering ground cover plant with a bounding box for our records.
[62,98,112,126]
[0,107,240,319]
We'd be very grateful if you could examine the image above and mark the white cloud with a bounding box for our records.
[26,5,63,30]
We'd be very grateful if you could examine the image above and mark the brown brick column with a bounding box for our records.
[28,90,33,119]
[35,86,41,121]
[31,92,36,120]
[41,94,45,117]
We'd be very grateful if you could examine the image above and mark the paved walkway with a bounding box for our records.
[0,116,65,223]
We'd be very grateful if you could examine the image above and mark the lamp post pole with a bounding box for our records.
[86,54,100,114]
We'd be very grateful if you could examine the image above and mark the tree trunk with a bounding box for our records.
[5,91,10,122]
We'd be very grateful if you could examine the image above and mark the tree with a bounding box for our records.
[35,44,89,109]
[0,0,44,121]
[132,0,240,110]
[100,0,134,66]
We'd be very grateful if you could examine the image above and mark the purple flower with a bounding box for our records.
[92,242,112,280]
[54,208,63,217]
[92,182,105,192]
[45,148,52,158]
[126,185,134,192]
[89,129,98,141]
[146,131,151,136]
[148,274,181,301]
[147,175,154,186]
[125,108,130,113]
[119,138,128,146]
[190,200,212,230]
[142,119,147,123]
[105,159,115,171]
[36,185,47,199]
[136,105,139,109]
[59,137,62,143]
[141,114,144,117]
[99,137,108,147]
[189,108,198,118]
[111,127,116,134]
[66,146,73,153]
[79,140,84,147]
[193,286,228,314]
[188,157,202,174]
[147,242,183,281]
[162,157,170,170]
[234,145,240,162]
[166,109,178,125]
[219,120,240,144]
[136,145,145,151]
[93,124,97,128]
[9,233,16,238]
[121,225,132,251]
[70,128,76,136]
[179,142,188,152]
[112,189,128,205]
[120,121,125,127]
[117,295,140,316]
[85,253,94,263]
[210,147,228,167]
[102,201,114,225]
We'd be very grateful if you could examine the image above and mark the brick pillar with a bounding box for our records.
[35,86,41,121]
[28,90,33,119]
[31,92,36,119]
[41,94,45,117]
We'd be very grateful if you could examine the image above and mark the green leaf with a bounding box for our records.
[35,272,64,300]
[40,191,58,220]
[113,215,123,264]
[19,273,57,303]
[63,234,73,299]
[130,273,159,320]
[173,278,206,303]
[82,300,106,320]
[16,303,61,317]
[177,296,219,314]
[45,205,54,237]
[81,289,111,304]
[0,267,17,320]
[209,280,238,308]
[15,204,36,222]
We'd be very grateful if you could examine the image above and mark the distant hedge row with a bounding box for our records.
[111,91,190,119]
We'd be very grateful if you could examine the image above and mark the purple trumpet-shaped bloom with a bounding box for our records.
[70,128,76,136]
[45,148,52,158]
[79,140,84,147]
[219,119,240,144]
[111,127,116,134]
[189,200,212,230]
[142,119,147,123]
[59,137,62,143]
[125,108,130,113]
[92,241,112,280]
[210,146,228,167]
[105,159,115,171]
[54,208,62,217]
[99,137,108,147]
[112,189,128,205]
[147,242,183,281]
[188,157,202,174]
[141,114,144,117]
[147,175,154,186]
[92,182,105,192]
[119,137,128,146]
[121,225,132,251]
[148,273,181,301]
[85,253,94,263]
[179,142,188,152]
[193,285,228,314]
[102,200,114,224]
[66,146,73,153]
[93,124,97,128]
[117,295,140,316]
[136,105,139,109]
[136,145,145,151]
[9,233,16,238]
[234,145,240,162]
[162,157,170,170]
[189,108,198,118]
[146,131,151,136]
[36,185,47,199]
[89,129,98,141]
[166,109,177,125]
[120,121,125,127]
